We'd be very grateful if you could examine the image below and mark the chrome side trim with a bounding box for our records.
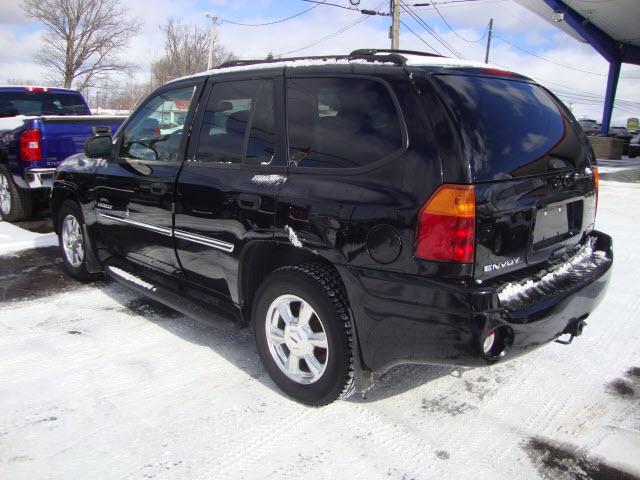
[97,212,172,237]
[174,229,235,253]
[96,212,235,252]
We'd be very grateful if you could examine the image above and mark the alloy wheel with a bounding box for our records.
[0,174,11,216]
[265,294,329,385]
[62,214,84,268]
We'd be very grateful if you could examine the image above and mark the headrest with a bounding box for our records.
[226,110,250,131]
[218,101,233,111]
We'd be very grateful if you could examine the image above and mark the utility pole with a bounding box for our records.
[390,0,400,50]
[205,12,218,70]
[484,18,493,64]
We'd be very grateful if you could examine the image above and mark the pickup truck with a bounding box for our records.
[0,86,126,221]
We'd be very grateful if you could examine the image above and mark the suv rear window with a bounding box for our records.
[286,77,403,169]
[433,75,588,181]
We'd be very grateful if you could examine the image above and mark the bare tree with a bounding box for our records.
[104,81,152,111]
[151,19,236,87]
[4,78,38,86]
[23,0,141,90]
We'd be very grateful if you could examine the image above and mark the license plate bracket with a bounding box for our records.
[533,204,570,247]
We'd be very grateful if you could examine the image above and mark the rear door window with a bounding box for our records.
[433,75,588,181]
[195,79,276,165]
[286,77,403,169]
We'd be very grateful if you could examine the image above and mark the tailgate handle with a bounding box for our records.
[92,126,111,136]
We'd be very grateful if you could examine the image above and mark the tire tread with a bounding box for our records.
[271,263,356,403]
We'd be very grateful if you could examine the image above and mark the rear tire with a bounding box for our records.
[58,200,93,282]
[0,166,33,222]
[253,263,355,406]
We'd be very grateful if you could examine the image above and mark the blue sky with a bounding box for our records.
[1,0,638,123]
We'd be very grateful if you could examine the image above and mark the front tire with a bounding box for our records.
[0,166,33,222]
[58,200,92,282]
[253,263,355,406]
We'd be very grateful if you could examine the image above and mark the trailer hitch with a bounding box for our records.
[555,318,588,345]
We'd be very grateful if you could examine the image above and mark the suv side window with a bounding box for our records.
[195,79,276,165]
[121,86,195,162]
[286,77,403,169]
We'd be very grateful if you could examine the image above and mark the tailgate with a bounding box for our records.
[40,115,126,166]
[431,73,598,281]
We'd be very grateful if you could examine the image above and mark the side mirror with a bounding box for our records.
[85,135,114,159]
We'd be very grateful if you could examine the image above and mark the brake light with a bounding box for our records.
[481,68,518,77]
[19,129,42,162]
[414,184,476,263]
[593,166,599,217]
[24,86,48,92]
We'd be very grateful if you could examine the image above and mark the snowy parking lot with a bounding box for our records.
[1,181,639,480]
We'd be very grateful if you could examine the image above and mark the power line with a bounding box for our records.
[430,1,489,42]
[402,2,465,58]
[275,2,385,56]
[494,34,640,79]
[219,1,327,27]
[412,0,509,8]
[301,0,390,16]
[400,19,442,55]
[410,0,504,5]
[401,3,465,58]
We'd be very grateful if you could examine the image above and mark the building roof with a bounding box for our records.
[516,0,640,49]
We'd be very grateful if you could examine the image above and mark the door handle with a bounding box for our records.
[149,182,167,196]
[237,193,261,210]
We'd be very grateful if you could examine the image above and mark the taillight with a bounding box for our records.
[24,86,48,93]
[19,129,42,162]
[414,184,476,263]
[593,166,599,217]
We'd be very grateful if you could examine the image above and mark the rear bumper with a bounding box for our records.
[12,168,56,189]
[339,231,613,374]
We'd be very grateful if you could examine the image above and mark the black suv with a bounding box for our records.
[51,49,613,405]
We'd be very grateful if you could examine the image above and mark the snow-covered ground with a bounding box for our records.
[1,182,639,479]
[0,221,57,255]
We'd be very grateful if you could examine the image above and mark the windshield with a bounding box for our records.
[0,91,89,117]
[433,74,589,181]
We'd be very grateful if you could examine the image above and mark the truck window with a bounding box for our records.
[286,77,403,169]
[120,86,195,162]
[0,91,89,117]
[195,79,275,165]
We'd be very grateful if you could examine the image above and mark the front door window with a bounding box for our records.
[121,86,195,162]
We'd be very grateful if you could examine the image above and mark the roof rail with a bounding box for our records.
[350,48,444,59]
[217,52,408,69]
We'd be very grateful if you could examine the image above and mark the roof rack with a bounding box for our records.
[349,48,443,59]
[217,55,356,69]
[216,49,446,70]
[216,48,445,70]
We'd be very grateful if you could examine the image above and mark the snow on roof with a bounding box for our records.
[168,55,507,84]
[168,57,390,83]
[402,54,500,70]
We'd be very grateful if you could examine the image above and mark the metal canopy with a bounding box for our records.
[515,0,640,134]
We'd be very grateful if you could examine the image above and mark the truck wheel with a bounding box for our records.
[0,166,33,222]
[58,200,92,282]
[253,263,355,406]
